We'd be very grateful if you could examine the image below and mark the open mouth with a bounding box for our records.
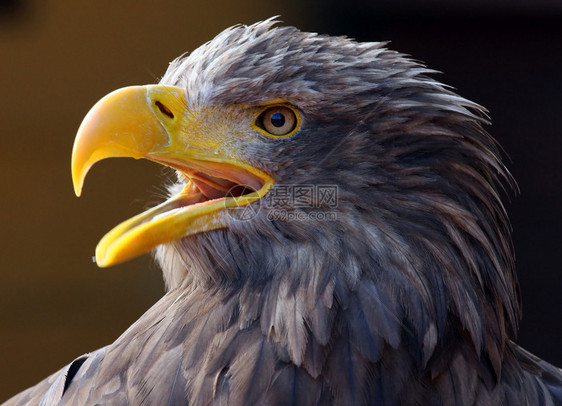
[161,158,266,201]
[188,171,256,200]
[145,156,271,218]
[70,85,276,267]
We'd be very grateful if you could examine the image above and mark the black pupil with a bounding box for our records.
[270,112,285,127]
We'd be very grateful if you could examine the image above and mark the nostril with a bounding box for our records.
[155,101,174,119]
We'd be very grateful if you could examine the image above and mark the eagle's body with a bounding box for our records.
[5,20,562,405]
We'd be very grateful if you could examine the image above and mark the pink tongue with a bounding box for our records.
[190,178,226,200]
[183,169,261,200]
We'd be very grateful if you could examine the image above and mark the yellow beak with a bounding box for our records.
[72,85,273,267]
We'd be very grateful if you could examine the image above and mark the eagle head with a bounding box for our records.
[72,19,519,379]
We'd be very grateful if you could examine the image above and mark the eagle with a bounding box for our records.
[4,19,562,405]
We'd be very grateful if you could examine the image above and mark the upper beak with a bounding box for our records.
[72,85,273,267]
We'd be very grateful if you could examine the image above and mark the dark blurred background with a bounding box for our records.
[1,0,560,401]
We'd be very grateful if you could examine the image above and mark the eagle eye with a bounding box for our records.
[255,106,298,137]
